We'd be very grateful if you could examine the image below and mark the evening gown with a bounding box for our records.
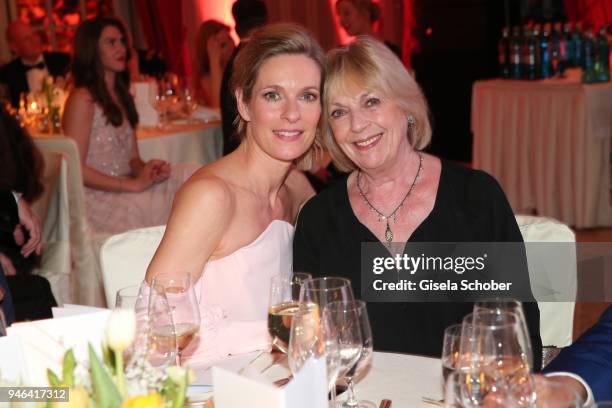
[182,220,294,366]
[84,105,195,234]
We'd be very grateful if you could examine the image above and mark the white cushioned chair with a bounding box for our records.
[99,226,166,307]
[516,215,576,348]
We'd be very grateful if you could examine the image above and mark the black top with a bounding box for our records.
[0,52,70,108]
[293,160,543,370]
[384,40,402,60]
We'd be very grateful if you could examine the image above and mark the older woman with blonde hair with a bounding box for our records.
[294,37,542,369]
[146,23,321,364]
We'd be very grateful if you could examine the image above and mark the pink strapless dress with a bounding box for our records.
[182,220,295,367]
[84,104,195,234]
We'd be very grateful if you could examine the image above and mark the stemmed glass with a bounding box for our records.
[151,273,200,365]
[325,300,376,408]
[441,323,463,388]
[115,284,178,368]
[149,81,169,129]
[473,299,533,368]
[289,277,354,406]
[458,310,534,407]
[182,87,199,123]
[268,272,312,353]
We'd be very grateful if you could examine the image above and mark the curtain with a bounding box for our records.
[564,0,612,28]
[134,0,187,76]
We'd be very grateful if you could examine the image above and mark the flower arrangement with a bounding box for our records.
[46,309,194,408]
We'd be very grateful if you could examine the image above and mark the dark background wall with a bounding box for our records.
[411,0,565,162]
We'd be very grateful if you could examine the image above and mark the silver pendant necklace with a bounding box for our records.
[356,153,423,243]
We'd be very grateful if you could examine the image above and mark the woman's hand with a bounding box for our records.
[16,199,42,257]
[147,159,171,183]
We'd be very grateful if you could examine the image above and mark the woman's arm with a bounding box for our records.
[145,176,234,283]
[62,88,153,193]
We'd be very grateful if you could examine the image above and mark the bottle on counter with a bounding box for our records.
[523,26,538,80]
[510,26,522,79]
[499,26,511,78]
[540,23,553,79]
[552,22,566,76]
[582,28,596,83]
[563,22,575,68]
[573,22,584,68]
[595,26,610,82]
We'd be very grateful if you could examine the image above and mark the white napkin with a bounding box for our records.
[6,310,111,386]
[131,81,159,127]
[212,357,327,408]
[0,335,30,384]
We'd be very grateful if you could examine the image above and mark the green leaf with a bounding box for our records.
[62,349,76,387]
[88,343,122,408]
[47,369,61,387]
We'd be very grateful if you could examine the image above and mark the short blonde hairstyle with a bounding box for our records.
[231,23,325,170]
[323,36,431,172]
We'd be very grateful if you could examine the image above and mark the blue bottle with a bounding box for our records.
[573,23,584,68]
[540,23,553,79]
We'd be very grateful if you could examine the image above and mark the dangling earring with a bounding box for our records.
[407,115,415,140]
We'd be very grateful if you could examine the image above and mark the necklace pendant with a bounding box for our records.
[384,221,393,242]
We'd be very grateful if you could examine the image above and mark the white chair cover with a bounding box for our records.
[516,215,576,347]
[99,225,165,307]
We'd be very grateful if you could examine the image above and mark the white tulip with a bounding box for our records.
[106,309,136,352]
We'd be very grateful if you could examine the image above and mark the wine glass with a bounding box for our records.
[288,300,340,407]
[149,81,168,129]
[182,87,199,123]
[492,376,584,408]
[295,277,354,406]
[268,272,312,353]
[473,299,533,368]
[458,310,535,407]
[443,371,462,408]
[326,300,376,408]
[115,284,178,368]
[441,324,462,388]
[0,309,7,336]
[151,273,201,365]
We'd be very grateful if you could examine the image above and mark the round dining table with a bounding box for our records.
[189,350,443,407]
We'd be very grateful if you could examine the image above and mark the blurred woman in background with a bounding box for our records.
[63,17,194,234]
[335,0,401,58]
[194,20,235,108]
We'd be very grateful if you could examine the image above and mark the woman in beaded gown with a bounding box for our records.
[145,24,322,365]
[63,18,193,235]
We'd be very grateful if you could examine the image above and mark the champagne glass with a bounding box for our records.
[326,300,376,408]
[115,284,178,368]
[0,309,7,336]
[151,273,200,365]
[441,324,462,388]
[268,272,312,353]
[458,310,535,407]
[473,299,533,368]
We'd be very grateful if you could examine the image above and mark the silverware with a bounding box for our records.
[421,396,444,406]
[379,399,392,408]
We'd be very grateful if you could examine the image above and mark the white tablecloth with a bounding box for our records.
[472,79,612,228]
[137,122,223,165]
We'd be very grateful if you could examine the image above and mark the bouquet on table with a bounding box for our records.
[46,309,193,408]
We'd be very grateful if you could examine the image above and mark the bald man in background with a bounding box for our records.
[0,21,70,108]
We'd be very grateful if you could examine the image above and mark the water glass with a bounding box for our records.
[441,324,462,387]
[458,310,535,407]
[326,300,375,408]
[473,299,533,368]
